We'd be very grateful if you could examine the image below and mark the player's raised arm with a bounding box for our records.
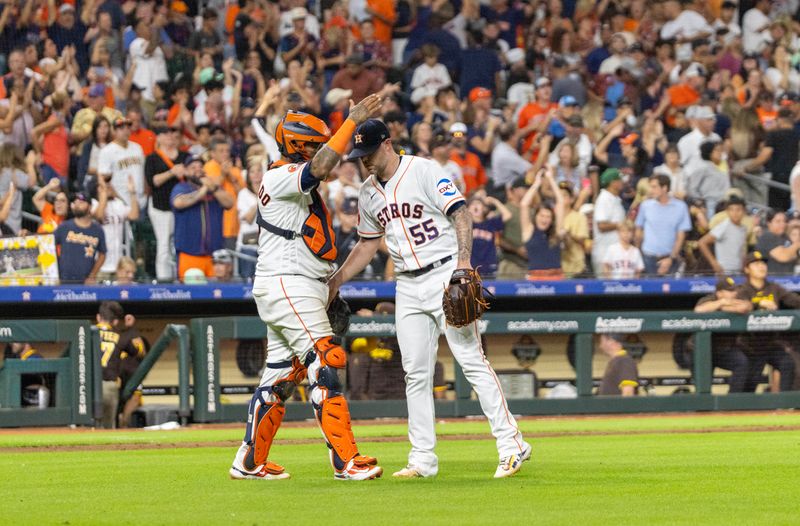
[309,93,383,180]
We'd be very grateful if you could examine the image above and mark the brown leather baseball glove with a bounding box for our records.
[442,268,492,327]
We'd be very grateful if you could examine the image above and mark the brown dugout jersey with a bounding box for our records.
[118,327,149,380]
[598,350,639,396]
[97,322,123,382]
[736,280,800,310]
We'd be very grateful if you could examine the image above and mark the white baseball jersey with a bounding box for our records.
[603,242,644,279]
[357,156,464,273]
[97,141,146,209]
[91,197,131,274]
[253,162,335,280]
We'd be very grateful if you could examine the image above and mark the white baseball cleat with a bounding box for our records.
[392,465,426,478]
[493,442,532,479]
[229,462,291,480]
[334,457,383,481]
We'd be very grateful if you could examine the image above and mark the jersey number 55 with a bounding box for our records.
[409,219,439,246]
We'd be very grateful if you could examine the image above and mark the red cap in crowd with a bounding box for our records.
[469,87,492,103]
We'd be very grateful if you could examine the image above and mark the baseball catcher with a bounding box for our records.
[229,92,384,482]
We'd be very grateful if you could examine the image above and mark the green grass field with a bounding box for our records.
[3,413,800,525]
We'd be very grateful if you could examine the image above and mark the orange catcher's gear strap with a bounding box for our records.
[287,357,307,384]
[327,119,356,155]
[315,336,347,368]
[319,395,358,463]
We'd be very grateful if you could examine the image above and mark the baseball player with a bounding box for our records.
[328,119,531,479]
[229,94,384,481]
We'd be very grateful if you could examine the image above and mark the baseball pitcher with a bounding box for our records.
[328,119,531,479]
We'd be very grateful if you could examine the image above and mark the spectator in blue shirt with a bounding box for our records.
[469,193,512,277]
[53,192,106,284]
[635,174,692,276]
[48,4,89,73]
[488,0,524,48]
[459,32,502,98]
[170,155,234,281]
[279,8,317,67]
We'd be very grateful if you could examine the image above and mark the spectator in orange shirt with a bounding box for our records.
[33,178,69,234]
[517,77,558,155]
[449,122,486,197]
[658,63,704,127]
[755,91,778,129]
[365,0,396,47]
[31,91,73,184]
[204,138,245,249]
[127,108,157,157]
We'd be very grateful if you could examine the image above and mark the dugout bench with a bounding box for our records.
[189,311,800,423]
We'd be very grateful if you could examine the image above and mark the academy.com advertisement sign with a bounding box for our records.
[506,319,580,333]
[595,316,644,333]
[660,317,732,331]
[746,314,795,331]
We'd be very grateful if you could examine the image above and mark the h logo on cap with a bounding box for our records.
[354,134,363,144]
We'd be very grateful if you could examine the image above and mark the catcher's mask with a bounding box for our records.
[275,111,331,163]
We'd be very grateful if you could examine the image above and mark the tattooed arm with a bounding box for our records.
[451,204,473,269]
[308,144,345,182]
[309,93,383,181]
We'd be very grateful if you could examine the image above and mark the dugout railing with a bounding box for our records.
[190,311,800,423]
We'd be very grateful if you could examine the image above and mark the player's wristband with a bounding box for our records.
[327,119,356,155]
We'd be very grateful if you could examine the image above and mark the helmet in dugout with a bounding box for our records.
[275,111,331,162]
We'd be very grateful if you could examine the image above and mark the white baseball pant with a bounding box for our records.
[252,275,333,409]
[395,261,525,476]
[148,200,175,281]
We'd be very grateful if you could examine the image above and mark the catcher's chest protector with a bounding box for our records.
[302,190,338,262]
[256,188,338,262]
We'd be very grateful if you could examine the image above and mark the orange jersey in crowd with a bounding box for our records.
[37,202,65,234]
[450,149,486,196]
[517,101,557,153]
[129,128,157,157]
[204,159,244,238]
[366,0,396,45]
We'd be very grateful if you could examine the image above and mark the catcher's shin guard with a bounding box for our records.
[309,337,359,470]
[242,386,287,471]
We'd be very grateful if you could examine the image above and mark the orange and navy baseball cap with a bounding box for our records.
[348,119,390,159]
[469,87,492,103]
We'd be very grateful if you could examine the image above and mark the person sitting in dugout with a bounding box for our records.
[736,251,799,392]
[692,277,753,393]
[597,333,639,396]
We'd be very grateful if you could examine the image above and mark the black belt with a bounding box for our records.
[401,256,453,277]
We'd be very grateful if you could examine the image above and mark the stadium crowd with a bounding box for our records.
[2,0,800,283]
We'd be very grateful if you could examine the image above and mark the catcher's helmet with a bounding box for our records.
[275,111,331,162]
